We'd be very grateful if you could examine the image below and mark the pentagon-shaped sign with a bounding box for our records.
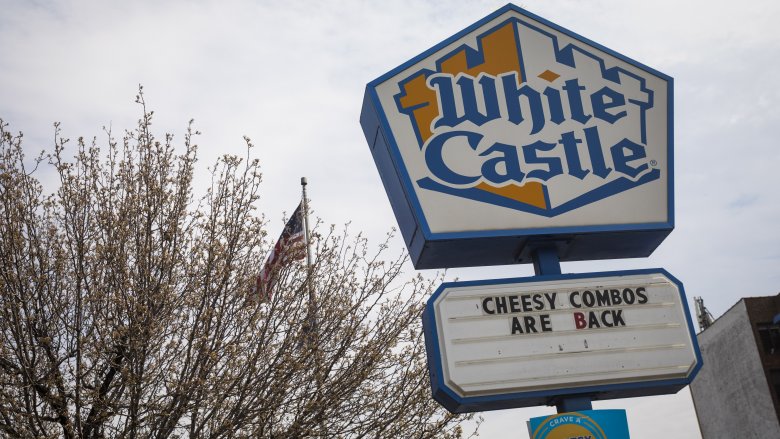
[360,4,673,269]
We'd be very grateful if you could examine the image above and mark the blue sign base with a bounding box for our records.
[528,409,631,439]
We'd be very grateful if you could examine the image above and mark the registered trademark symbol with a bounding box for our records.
[650,159,658,167]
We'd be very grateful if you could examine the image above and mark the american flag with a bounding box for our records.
[255,202,306,301]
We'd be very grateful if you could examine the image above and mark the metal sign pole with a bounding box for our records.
[530,245,593,413]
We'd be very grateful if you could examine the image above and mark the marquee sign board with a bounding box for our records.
[360,4,673,269]
[421,269,701,413]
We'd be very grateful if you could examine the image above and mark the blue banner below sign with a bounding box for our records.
[528,409,630,439]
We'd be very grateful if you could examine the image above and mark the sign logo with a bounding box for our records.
[362,4,673,268]
[531,413,607,439]
[528,410,631,439]
[394,19,659,216]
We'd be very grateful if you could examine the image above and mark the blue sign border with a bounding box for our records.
[360,3,674,269]
[421,268,702,413]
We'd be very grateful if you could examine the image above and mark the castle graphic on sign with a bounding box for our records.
[394,19,659,217]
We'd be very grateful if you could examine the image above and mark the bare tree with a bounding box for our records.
[0,92,477,438]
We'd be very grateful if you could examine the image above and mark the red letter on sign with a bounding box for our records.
[574,312,587,329]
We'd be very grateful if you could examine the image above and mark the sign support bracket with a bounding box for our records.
[554,395,593,413]
[531,246,562,276]
[531,245,594,413]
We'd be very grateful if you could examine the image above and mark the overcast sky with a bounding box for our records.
[2,0,779,437]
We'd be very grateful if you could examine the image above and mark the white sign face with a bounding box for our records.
[426,271,699,400]
[371,7,671,234]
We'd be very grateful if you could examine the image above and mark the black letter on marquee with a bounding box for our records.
[495,296,508,314]
[540,314,553,332]
[637,287,649,304]
[512,317,524,334]
[524,316,538,333]
[482,297,495,314]
[569,292,582,308]
[612,309,626,327]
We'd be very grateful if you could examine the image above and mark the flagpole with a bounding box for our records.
[301,177,325,437]
[301,177,314,329]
